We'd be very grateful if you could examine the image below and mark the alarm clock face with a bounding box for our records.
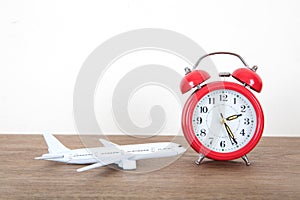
[183,81,264,160]
[192,89,256,153]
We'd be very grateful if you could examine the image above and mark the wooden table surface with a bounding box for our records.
[1,135,299,199]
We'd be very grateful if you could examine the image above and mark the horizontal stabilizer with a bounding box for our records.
[35,154,64,160]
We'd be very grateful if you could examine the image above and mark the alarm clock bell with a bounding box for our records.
[180,68,210,94]
[232,67,263,93]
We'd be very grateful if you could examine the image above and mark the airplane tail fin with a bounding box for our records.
[42,132,70,153]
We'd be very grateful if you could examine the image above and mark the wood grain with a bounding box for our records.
[0,135,299,199]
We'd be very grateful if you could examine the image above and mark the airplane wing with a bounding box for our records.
[99,139,119,148]
[76,154,131,172]
[76,162,107,172]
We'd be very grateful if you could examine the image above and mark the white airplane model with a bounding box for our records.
[35,133,186,172]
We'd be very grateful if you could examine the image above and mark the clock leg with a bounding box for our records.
[195,153,205,165]
[242,155,251,166]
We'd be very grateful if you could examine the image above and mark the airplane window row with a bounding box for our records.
[73,153,92,157]
[158,147,172,151]
[101,152,119,155]
[127,149,149,153]
[73,151,120,157]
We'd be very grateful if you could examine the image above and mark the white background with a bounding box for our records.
[0,0,299,136]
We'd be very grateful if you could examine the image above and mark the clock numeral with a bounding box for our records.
[241,105,246,112]
[199,106,208,113]
[219,94,228,102]
[200,129,206,137]
[244,118,250,125]
[234,98,237,104]
[196,117,202,124]
[209,97,215,104]
[220,141,226,148]
[208,137,214,145]
[240,129,245,136]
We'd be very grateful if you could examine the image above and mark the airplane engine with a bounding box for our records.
[118,159,137,170]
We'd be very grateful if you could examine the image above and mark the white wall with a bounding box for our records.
[0,0,299,136]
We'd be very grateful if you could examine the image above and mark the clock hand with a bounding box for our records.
[220,113,238,145]
[226,114,242,121]
[224,123,238,145]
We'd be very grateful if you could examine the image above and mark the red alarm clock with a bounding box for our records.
[180,52,264,166]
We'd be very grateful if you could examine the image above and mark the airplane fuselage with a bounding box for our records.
[39,142,184,165]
